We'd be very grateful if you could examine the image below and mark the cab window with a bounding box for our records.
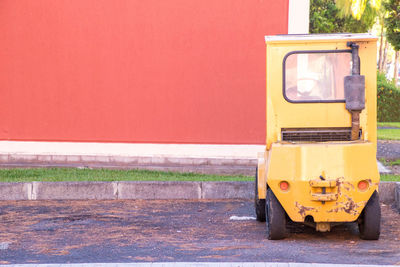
[284,51,352,102]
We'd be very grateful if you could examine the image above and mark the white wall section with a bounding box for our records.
[288,0,310,34]
[0,141,265,159]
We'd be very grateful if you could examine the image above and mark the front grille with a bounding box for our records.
[281,127,353,142]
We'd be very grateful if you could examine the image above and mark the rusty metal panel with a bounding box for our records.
[311,193,338,202]
[309,179,337,188]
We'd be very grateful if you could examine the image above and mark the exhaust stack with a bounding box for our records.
[344,42,365,140]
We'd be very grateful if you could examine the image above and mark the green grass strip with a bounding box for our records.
[380,174,400,182]
[388,159,400,166]
[377,128,400,140]
[0,168,398,183]
[377,122,400,128]
[0,168,253,183]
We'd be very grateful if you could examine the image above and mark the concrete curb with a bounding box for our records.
[0,181,399,206]
[0,181,254,201]
[32,181,118,200]
[117,181,202,200]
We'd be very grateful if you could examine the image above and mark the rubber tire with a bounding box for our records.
[358,191,381,240]
[266,188,286,240]
[254,167,266,222]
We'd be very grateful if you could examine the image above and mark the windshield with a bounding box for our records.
[284,52,352,102]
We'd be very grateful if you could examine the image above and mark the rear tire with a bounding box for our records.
[254,167,266,222]
[266,188,286,240]
[358,191,381,240]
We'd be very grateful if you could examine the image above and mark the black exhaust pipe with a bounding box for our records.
[345,42,365,141]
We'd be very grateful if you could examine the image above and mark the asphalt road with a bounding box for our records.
[377,140,400,160]
[0,200,399,265]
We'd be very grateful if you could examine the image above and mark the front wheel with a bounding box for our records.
[358,191,381,240]
[266,188,286,240]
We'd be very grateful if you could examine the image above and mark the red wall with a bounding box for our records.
[0,0,288,144]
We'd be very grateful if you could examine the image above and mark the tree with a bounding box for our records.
[381,38,389,71]
[310,0,345,33]
[377,16,385,70]
[336,0,381,20]
[310,0,379,33]
[377,2,388,71]
[384,0,400,85]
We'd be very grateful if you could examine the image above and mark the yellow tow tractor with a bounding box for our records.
[255,34,380,240]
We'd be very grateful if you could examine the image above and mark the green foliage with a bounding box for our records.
[377,71,400,121]
[343,4,378,31]
[310,0,344,33]
[384,0,400,51]
[336,0,381,20]
[310,0,377,33]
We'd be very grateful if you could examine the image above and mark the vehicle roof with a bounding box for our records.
[265,33,378,43]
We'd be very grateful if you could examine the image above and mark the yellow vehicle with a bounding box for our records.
[255,34,380,240]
